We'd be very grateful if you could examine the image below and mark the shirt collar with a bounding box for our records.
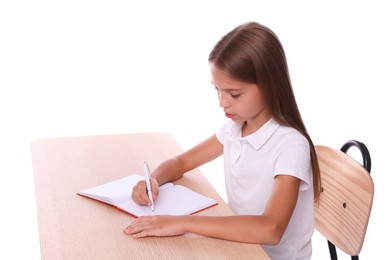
[241,117,281,150]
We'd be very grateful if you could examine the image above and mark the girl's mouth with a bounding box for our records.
[225,113,235,118]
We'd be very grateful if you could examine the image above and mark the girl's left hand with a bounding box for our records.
[123,215,186,238]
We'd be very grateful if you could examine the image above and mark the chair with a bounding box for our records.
[314,140,374,260]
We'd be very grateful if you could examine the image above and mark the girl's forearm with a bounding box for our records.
[182,215,281,245]
[152,135,223,186]
[152,157,187,185]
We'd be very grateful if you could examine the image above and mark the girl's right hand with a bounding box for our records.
[131,178,159,206]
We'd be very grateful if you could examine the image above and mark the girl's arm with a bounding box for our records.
[152,134,223,185]
[125,174,300,245]
[132,134,223,206]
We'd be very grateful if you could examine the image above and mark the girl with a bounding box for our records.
[124,22,321,260]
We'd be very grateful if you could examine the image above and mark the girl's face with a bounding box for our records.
[210,63,271,132]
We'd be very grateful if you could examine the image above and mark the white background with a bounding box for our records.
[1,1,389,259]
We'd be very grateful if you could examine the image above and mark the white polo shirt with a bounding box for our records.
[216,118,314,260]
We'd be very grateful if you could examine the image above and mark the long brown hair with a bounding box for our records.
[209,22,321,202]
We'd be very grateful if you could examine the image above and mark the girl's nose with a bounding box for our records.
[219,93,230,108]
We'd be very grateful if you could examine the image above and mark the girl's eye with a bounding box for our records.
[231,93,241,98]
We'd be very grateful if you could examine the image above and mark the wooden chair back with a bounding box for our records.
[315,140,374,259]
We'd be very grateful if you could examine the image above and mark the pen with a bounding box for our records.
[143,162,154,212]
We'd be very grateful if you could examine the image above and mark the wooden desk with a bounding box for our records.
[31,132,269,259]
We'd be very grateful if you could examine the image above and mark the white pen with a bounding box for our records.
[143,162,154,212]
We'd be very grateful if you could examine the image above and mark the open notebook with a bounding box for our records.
[77,174,218,217]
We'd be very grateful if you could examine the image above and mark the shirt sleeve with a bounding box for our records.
[216,126,224,145]
[273,133,312,191]
[216,120,233,145]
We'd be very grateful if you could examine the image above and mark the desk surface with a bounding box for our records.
[31,132,269,259]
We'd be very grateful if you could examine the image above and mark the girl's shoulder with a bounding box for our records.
[277,125,309,148]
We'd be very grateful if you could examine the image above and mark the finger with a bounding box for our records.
[124,227,150,238]
[151,178,159,201]
[131,181,150,205]
[123,217,151,236]
[132,230,150,239]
